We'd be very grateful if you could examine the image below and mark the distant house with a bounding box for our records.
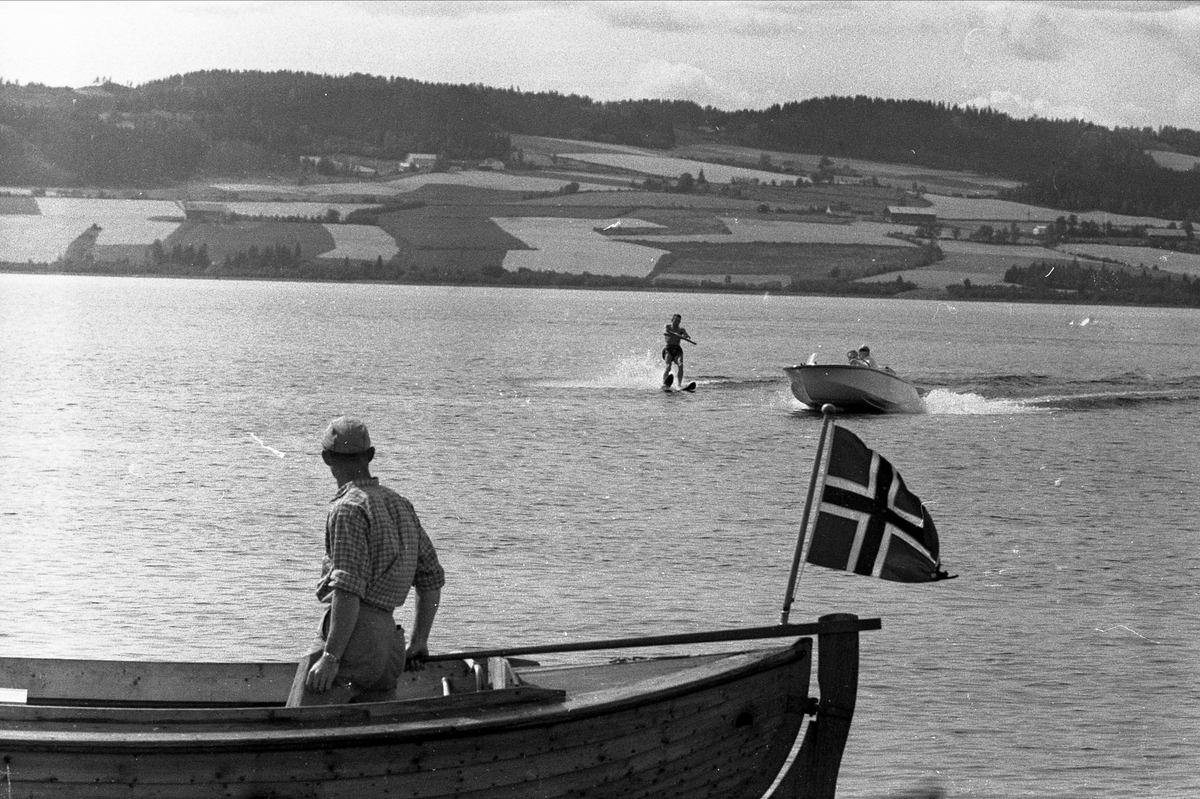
[400,153,438,171]
[887,206,938,225]
[177,201,229,222]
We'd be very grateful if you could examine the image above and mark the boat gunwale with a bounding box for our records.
[0,640,811,752]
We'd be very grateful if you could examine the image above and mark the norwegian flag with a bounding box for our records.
[804,425,951,582]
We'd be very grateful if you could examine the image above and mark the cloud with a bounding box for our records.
[590,1,706,33]
[997,7,1071,61]
[626,60,734,108]
[1130,6,1200,75]
[965,90,1108,126]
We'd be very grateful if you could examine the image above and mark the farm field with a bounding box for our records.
[164,221,335,265]
[0,216,88,262]
[617,217,919,247]
[923,193,1174,227]
[491,217,669,277]
[1057,242,1200,276]
[210,181,401,198]
[322,225,401,261]
[209,171,620,199]
[0,197,404,265]
[515,134,1022,197]
[860,240,1110,289]
[4,137,1194,299]
[1147,150,1200,171]
[938,240,1065,260]
[671,141,1023,195]
[0,196,37,213]
[226,201,380,218]
[0,198,182,262]
[383,172,624,194]
[650,241,933,284]
[525,191,769,211]
[557,151,801,184]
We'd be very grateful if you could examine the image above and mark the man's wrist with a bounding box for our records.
[321,650,340,663]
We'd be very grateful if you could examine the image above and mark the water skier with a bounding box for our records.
[662,314,696,388]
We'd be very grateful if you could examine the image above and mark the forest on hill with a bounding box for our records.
[1,70,1198,221]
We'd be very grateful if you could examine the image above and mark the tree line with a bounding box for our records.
[1,73,1198,220]
[947,260,1200,306]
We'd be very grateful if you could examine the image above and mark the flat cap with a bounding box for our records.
[321,416,372,454]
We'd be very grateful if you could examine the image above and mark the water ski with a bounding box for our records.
[662,378,696,393]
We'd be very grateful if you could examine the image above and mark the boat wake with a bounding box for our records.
[920,372,1200,413]
[920,389,1034,415]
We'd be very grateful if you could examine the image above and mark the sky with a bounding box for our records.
[2,1,1199,132]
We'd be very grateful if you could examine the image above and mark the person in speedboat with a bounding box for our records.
[856,345,878,368]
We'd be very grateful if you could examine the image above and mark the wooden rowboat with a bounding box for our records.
[0,614,878,798]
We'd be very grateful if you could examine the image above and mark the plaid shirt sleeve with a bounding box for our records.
[412,520,445,592]
[322,502,372,599]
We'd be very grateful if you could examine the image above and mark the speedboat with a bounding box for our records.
[784,359,924,414]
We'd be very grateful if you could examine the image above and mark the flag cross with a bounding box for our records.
[819,454,931,578]
[780,410,952,625]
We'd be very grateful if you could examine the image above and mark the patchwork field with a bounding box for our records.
[1057,242,1200,276]
[211,181,403,198]
[4,137,1195,300]
[0,198,182,261]
[555,152,803,185]
[923,194,1173,227]
[650,241,933,284]
[164,221,336,265]
[861,241,1108,289]
[492,217,670,277]
[226,201,380,218]
[516,134,1023,196]
[617,217,919,247]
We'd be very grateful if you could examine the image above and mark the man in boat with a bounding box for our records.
[856,344,878,368]
[287,416,446,706]
[662,314,694,387]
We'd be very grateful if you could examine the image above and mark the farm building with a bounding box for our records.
[177,201,230,222]
[401,154,438,170]
[887,206,938,225]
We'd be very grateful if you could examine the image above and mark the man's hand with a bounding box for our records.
[404,641,430,671]
[306,652,340,692]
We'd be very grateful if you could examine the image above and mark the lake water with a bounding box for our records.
[1,274,1198,798]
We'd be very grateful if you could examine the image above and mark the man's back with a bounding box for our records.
[324,479,443,611]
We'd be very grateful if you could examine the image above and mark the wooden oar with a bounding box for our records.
[422,617,881,662]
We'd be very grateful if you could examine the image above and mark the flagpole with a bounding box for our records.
[780,404,837,624]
